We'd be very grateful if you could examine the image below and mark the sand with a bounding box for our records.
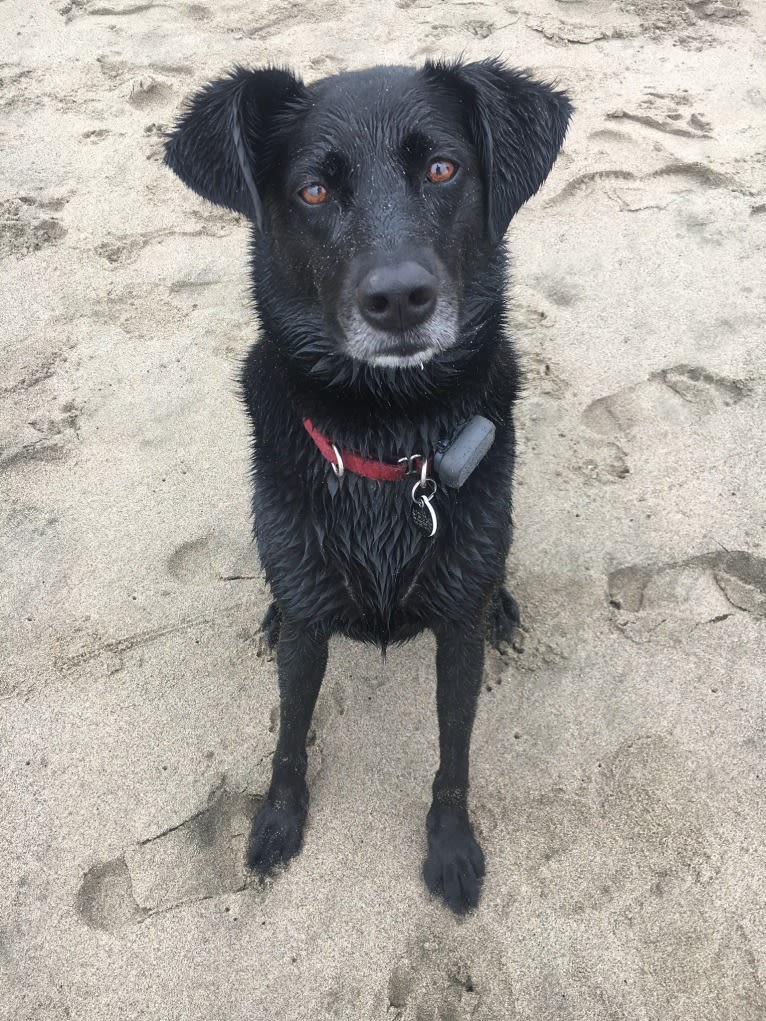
[2,0,765,1017]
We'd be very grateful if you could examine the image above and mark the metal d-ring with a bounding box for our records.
[330,443,345,478]
[410,458,438,538]
[411,471,438,538]
[397,453,424,476]
[411,474,437,504]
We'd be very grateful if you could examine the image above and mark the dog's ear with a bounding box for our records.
[164,65,305,230]
[424,58,572,245]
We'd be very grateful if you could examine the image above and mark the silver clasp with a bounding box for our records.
[330,443,345,478]
[397,452,425,476]
[411,458,438,538]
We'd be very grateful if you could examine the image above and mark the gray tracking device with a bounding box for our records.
[433,416,496,488]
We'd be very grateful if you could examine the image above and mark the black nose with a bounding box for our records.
[356,261,437,331]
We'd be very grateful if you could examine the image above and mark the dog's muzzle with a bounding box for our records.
[339,254,457,368]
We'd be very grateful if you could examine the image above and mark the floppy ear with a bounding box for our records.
[163,65,305,230]
[424,58,572,244]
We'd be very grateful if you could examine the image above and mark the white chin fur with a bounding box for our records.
[341,301,458,369]
[366,348,438,369]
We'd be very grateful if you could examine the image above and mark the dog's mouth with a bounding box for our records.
[336,299,459,369]
[366,336,437,368]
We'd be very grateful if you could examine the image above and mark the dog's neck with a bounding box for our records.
[257,305,507,413]
[253,321,512,464]
[267,321,502,423]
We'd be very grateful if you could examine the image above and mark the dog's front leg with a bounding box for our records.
[423,623,486,914]
[247,619,328,875]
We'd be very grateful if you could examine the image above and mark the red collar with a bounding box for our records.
[303,417,431,482]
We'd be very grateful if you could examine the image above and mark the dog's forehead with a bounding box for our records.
[295,65,467,153]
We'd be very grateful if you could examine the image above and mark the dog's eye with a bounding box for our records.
[426,159,457,184]
[299,183,328,206]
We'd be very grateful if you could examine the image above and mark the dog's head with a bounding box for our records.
[165,59,571,372]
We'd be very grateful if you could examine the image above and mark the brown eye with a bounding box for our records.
[299,183,328,205]
[426,159,457,184]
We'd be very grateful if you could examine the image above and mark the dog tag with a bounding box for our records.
[411,478,438,538]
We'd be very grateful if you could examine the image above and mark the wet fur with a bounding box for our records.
[165,58,571,913]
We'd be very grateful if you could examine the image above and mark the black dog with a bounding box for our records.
[164,58,571,914]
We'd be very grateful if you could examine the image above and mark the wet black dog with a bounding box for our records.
[164,58,570,914]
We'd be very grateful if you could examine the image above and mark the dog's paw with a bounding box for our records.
[260,601,282,650]
[423,809,485,915]
[246,799,305,875]
[487,586,521,653]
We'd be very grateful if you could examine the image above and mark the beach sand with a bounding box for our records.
[2,0,765,1017]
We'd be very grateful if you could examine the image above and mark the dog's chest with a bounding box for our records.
[318,474,437,630]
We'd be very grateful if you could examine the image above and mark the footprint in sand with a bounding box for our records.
[575,440,630,485]
[523,352,571,399]
[547,158,748,211]
[166,535,215,584]
[59,1,152,22]
[0,350,63,398]
[576,364,751,484]
[81,127,111,141]
[583,364,751,439]
[526,12,636,46]
[143,120,168,136]
[607,89,713,139]
[0,196,68,259]
[143,121,171,162]
[386,937,486,1021]
[609,550,766,617]
[613,0,744,39]
[165,532,261,585]
[386,734,761,1016]
[128,76,173,111]
[231,0,337,42]
[179,3,213,21]
[306,55,347,77]
[0,400,81,472]
[607,550,766,644]
[95,232,158,264]
[76,784,263,931]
